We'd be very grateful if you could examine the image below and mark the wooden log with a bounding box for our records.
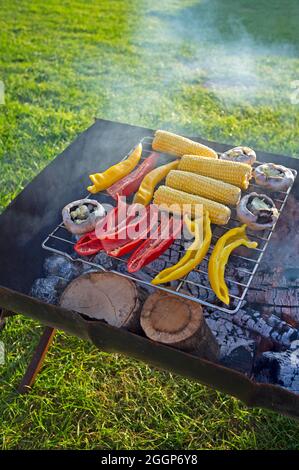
[246,193,299,328]
[140,291,219,362]
[206,313,256,375]
[247,269,299,327]
[60,272,145,333]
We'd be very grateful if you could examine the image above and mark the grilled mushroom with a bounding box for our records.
[253,163,294,192]
[236,193,278,231]
[220,146,256,165]
[62,199,106,235]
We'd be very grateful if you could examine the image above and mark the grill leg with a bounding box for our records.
[18,326,56,394]
[0,309,6,332]
[0,309,15,332]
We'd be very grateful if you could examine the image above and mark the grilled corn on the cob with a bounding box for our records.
[153,186,231,225]
[178,155,252,190]
[152,130,218,159]
[166,170,241,206]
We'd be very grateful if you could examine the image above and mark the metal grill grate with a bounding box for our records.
[42,136,297,314]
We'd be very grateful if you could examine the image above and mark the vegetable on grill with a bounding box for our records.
[166,170,241,206]
[100,204,159,257]
[107,152,160,199]
[153,185,231,225]
[220,146,256,165]
[152,211,212,285]
[62,199,106,235]
[74,230,103,256]
[127,216,183,273]
[236,192,279,231]
[74,198,125,256]
[178,155,252,190]
[133,159,179,206]
[208,224,258,305]
[253,163,295,192]
[152,130,218,159]
[88,143,142,194]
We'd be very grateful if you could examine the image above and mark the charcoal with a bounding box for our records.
[43,255,82,281]
[224,307,299,348]
[247,269,299,327]
[206,313,256,375]
[145,258,168,274]
[185,271,215,302]
[114,263,155,293]
[185,283,215,302]
[30,276,68,305]
[115,262,130,275]
[254,341,299,392]
[134,272,155,294]
[80,262,97,274]
[186,270,208,286]
[226,280,241,298]
[92,251,118,270]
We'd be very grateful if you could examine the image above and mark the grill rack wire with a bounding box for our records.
[42,136,297,314]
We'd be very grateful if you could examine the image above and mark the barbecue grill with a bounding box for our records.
[0,119,299,418]
[42,135,296,314]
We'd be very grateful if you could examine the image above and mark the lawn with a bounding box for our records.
[0,0,299,450]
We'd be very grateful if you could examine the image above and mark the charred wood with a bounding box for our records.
[206,313,256,375]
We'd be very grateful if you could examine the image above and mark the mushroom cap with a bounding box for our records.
[220,146,256,165]
[253,163,294,192]
[236,192,278,231]
[62,199,106,235]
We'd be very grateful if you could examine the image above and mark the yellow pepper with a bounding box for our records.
[88,143,142,194]
[208,224,258,305]
[151,211,212,285]
[133,159,179,206]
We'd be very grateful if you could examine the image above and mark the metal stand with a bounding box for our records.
[0,309,6,332]
[0,308,15,332]
[0,309,56,393]
[18,326,56,394]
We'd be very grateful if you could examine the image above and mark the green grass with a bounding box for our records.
[1,0,299,449]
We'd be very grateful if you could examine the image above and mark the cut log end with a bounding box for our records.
[60,271,145,332]
[141,291,219,362]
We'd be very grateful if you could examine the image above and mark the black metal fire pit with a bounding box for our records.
[0,119,299,418]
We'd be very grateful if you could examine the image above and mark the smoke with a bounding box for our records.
[89,0,298,129]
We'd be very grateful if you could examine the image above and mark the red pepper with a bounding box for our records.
[127,216,183,273]
[74,201,121,257]
[107,205,159,257]
[74,231,102,256]
[107,153,160,199]
[99,204,142,241]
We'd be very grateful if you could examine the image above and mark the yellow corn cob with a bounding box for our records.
[178,155,252,190]
[166,170,241,206]
[152,130,218,159]
[153,186,231,225]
